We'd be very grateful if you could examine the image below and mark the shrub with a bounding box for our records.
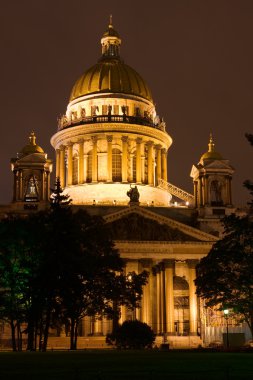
[106,320,155,349]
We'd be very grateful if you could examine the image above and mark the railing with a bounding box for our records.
[58,114,166,132]
[158,178,194,203]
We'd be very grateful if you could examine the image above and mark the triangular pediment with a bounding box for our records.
[18,153,47,164]
[203,160,233,170]
[104,206,217,242]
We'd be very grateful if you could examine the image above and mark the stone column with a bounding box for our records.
[78,140,84,184]
[151,267,157,333]
[147,141,154,185]
[204,177,208,205]
[41,170,45,200]
[160,264,166,334]
[13,171,17,201]
[56,149,60,178]
[156,145,162,182]
[141,155,145,183]
[194,181,198,208]
[19,171,23,200]
[161,148,167,182]
[122,136,128,182]
[140,260,152,326]
[83,154,88,183]
[67,143,73,186]
[198,177,203,206]
[92,136,98,182]
[156,270,161,334]
[188,260,198,335]
[107,135,113,182]
[136,138,142,183]
[165,260,174,335]
[59,145,65,187]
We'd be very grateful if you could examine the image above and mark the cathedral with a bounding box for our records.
[1,20,248,349]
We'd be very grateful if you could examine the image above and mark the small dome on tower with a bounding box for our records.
[200,134,223,161]
[20,132,44,156]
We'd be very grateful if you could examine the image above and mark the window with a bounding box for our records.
[102,105,108,115]
[112,148,122,182]
[86,151,92,182]
[72,155,79,185]
[25,175,38,202]
[113,105,119,114]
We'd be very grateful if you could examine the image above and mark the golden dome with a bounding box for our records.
[69,20,153,102]
[200,134,223,161]
[70,59,153,102]
[20,132,44,156]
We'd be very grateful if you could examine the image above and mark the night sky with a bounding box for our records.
[1,0,252,206]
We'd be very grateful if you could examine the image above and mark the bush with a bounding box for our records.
[106,320,155,349]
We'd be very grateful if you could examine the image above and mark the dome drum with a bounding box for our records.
[51,21,173,206]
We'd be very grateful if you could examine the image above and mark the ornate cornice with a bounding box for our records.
[51,123,172,150]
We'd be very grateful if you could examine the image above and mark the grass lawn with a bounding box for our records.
[0,350,252,380]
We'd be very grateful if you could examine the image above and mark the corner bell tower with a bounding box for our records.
[11,132,53,209]
[190,135,235,234]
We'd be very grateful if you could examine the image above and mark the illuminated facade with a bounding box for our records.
[50,20,173,206]
[2,20,248,349]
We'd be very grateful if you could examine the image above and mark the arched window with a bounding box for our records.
[86,151,92,183]
[25,175,39,202]
[173,276,190,336]
[210,180,223,206]
[112,148,122,182]
[72,154,79,185]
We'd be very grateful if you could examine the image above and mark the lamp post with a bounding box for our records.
[223,309,229,349]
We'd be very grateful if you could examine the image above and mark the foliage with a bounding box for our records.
[244,134,253,207]
[0,202,148,351]
[106,320,155,349]
[50,177,72,208]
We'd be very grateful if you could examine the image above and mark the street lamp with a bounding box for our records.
[223,309,229,349]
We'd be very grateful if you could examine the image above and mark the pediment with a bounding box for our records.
[104,206,217,242]
[203,160,233,170]
[17,154,47,164]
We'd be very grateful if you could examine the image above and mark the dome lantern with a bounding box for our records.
[101,15,121,59]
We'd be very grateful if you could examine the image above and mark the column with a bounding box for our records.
[136,138,142,183]
[194,181,198,208]
[19,171,23,200]
[147,142,154,185]
[188,260,198,335]
[165,260,174,335]
[160,264,166,334]
[156,270,161,334]
[56,149,60,178]
[107,135,113,182]
[92,136,98,182]
[121,136,128,182]
[204,177,208,205]
[41,170,45,200]
[67,143,73,186]
[94,318,103,336]
[140,260,152,325]
[13,171,17,201]
[161,148,167,182]
[78,140,84,184]
[156,145,162,182]
[150,267,157,333]
[59,145,65,187]
[198,178,203,206]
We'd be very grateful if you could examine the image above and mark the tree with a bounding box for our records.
[195,134,253,337]
[106,320,155,349]
[244,133,253,207]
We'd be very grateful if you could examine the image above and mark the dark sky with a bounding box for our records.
[1,0,252,206]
